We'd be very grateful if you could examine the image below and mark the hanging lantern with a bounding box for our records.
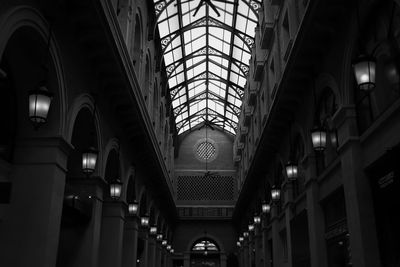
[239,236,244,242]
[285,161,298,180]
[82,147,98,175]
[128,201,139,215]
[248,224,254,232]
[157,234,163,241]
[141,215,149,227]
[109,179,122,200]
[150,226,157,235]
[237,241,241,247]
[166,244,172,251]
[262,201,271,214]
[253,215,261,225]
[271,187,281,202]
[311,127,327,151]
[162,240,168,246]
[170,249,175,254]
[243,232,249,238]
[29,85,53,129]
[352,55,376,90]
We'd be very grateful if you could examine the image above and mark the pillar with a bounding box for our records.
[271,203,281,267]
[148,235,157,267]
[262,217,272,267]
[254,224,263,267]
[304,153,328,267]
[155,242,162,267]
[283,181,293,267]
[243,236,250,267]
[183,251,190,267]
[122,216,139,267]
[140,230,149,267]
[221,253,227,267]
[63,176,106,267]
[99,201,126,267]
[0,137,72,267]
[334,105,380,267]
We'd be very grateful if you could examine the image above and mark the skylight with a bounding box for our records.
[154,0,261,135]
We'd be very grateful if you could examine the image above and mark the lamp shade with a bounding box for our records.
[285,161,298,180]
[141,215,149,227]
[262,202,271,214]
[82,147,98,175]
[29,85,53,128]
[248,224,254,232]
[150,226,157,235]
[128,201,138,215]
[311,127,327,151]
[271,187,281,201]
[253,215,261,224]
[157,234,163,241]
[353,55,376,90]
[109,179,122,200]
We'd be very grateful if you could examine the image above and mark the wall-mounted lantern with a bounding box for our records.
[353,55,376,91]
[29,85,53,129]
[311,127,327,151]
[128,201,139,216]
[109,179,122,200]
[82,147,98,175]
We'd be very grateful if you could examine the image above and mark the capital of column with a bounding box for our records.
[102,201,127,219]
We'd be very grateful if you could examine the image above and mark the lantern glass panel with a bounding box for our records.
[82,147,98,174]
[285,163,298,179]
[128,203,138,215]
[141,217,149,227]
[353,57,376,90]
[311,128,327,151]
[110,180,122,199]
[150,226,157,235]
[271,188,281,201]
[29,86,52,125]
[262,203,271,213]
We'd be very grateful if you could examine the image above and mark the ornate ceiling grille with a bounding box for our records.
[153,0,261,135]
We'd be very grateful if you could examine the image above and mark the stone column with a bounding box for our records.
[271,203,281,267]
[140,230,149,267]
[254,224,263,267]
[183,251,190,267]
[122,216,139,267]
[249,233,254,267]
[0,137,72,267]
[65,176,106,267]
[283,181,293,267]
[155,241,162,267]
[148,235,157,267]
[304,153,328,267]
[243,236,250,267]
[220,253,227,267]
[262,217,272,267]
[334,105,380,267]
[99,201,126,267]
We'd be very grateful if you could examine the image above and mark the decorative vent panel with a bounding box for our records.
[196,141,216,161]
[177,206,234,220]
[177,175,234,201]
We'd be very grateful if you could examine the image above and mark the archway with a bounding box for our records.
[190,237,221,267]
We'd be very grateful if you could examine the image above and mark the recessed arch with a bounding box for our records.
[0,5,67,137]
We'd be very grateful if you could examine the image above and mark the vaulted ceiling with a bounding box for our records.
[154,0,261,135]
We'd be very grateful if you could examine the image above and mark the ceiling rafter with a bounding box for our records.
[154,0,260,135]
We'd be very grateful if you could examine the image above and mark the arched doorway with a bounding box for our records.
[190,238,221,267]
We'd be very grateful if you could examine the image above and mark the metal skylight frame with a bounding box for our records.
[153,0,261,135]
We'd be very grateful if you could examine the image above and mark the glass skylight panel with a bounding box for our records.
[154,0,260,135]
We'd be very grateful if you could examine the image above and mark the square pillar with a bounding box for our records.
[122,216,139,267]
[58,176,106,267]
[148,236,157,267]
[271,204,281,267]
[99,201,126,267]
[261,219,272,267]
[0,137,72,267]
[334,105,380,267]
[243,238,250,267]
[254,225,263,267]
